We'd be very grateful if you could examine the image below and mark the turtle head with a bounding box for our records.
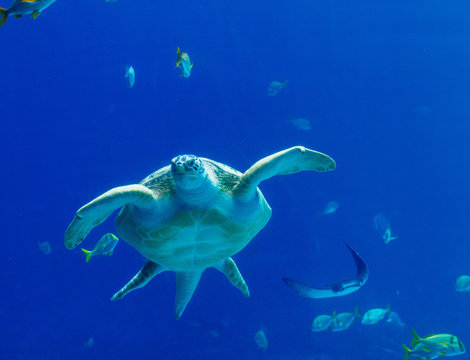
[171,154,208,190]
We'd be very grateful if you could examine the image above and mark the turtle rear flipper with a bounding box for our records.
[214,257,250,297]
[111,261,166,300]
[233,146,336,201]
[64,185,158,249]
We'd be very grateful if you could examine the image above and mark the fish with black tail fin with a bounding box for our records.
[0,0,56,26]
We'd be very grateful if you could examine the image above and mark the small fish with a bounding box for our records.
[403,343,440,360]
[0,0,56,27]
[455,275,470,292]
[361,304,391,325]
[287,117,311,130]
[318,200,339,215]
[83,337,94,349]
[283,243,369,299]
[410,328,466,357]
[267,80,288,96]
[38,241,51,255]
[387,311,405,327]
[312,314,334,332]
[125,66,135,88]
[373,213,397,244]
[383,226,398,244]
[176,47,192,78]
[331,307,361,332]
[81,233,119,262]
[254,330,268,351]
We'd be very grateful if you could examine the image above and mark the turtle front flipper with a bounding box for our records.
[175,270,202,319]
[233,146,336,201]
[214,257,250,297]
[64,185,158,249]
[111,261,167,301]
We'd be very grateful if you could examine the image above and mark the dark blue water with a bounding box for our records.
[2,1,470,359]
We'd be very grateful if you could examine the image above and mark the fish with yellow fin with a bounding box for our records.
[176,47,193,78]
[0,0,56,26]
[81,233,119,262]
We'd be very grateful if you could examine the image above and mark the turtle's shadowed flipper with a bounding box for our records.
[214,257,250,297]
[175,271,202,319]
[64,185,158,249]
[111,261,167,301]
[233,146,336,201]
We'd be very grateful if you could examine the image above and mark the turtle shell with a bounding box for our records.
[114,158,272,271]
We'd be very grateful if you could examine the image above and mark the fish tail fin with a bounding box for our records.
[411,328,421,347]
[176,47,182,67]
[81,248,93,262]
[386,303,391,313]
[332,310,336,318]
[403,344,411,360]
[0,8,8,27]
[283,80,288,87]
[354,306,361,318]
[31,10,40,19]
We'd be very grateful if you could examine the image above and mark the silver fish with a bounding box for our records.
[287,117,311,130]
[125,66,135,88]
[267,80,288,96]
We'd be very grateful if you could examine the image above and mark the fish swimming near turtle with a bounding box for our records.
[64,146,335,319]
[125,66,135,88]
[361,304,391,325]
[283,243,368,298]
[176,47,192,78]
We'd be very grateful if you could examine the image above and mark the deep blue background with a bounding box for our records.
[2,1,470,359]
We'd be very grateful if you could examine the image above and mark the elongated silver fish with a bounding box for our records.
[283,243,369,298]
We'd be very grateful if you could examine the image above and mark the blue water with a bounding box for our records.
[2,1,470,359]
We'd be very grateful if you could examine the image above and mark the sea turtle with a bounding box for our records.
[64,146,335,319]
